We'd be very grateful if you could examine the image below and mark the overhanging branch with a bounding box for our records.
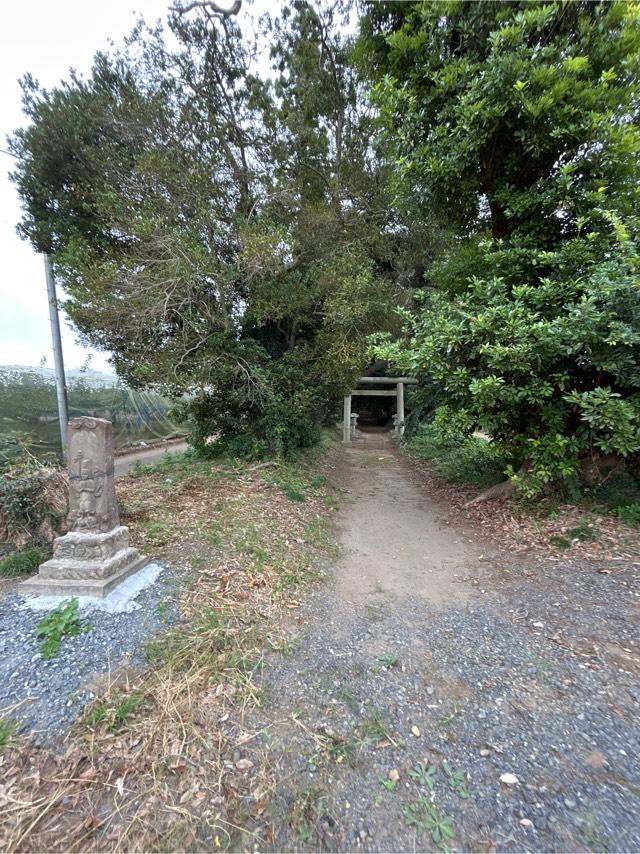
[171,0,241,17]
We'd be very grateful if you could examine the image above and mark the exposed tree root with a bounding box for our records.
[464,479,515,508]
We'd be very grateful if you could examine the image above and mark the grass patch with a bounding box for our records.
[0,546,49,578]
[84,691,145,732]
[0,717,15,750]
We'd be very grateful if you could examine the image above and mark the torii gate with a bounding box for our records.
[343,376,418,443]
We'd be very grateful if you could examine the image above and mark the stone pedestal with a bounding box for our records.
[22,417,146,598]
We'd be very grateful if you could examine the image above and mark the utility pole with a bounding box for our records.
[44,253,69,460]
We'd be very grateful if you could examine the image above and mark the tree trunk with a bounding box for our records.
[488,197,509,239]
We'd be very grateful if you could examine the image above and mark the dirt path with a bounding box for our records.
[332,434,480,607]
[245,435,640,853]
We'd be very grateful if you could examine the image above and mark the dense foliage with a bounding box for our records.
[362,0,640,494]
[11,0,640,487]
[10,1,414,457]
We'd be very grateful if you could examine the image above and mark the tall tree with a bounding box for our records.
[10,2,406,456]
[362,0,640,493]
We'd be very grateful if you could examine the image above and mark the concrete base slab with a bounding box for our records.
[20,561,164,614]
[21,553,148,599]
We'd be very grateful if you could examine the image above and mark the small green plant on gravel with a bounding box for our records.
[289,785,327,846]
[402,796,455,851]
[408,762,437,790]
[379,776,397,793]
[155,598,172,623]
[0,545,50,578]
[84,691,145,732]
[360,710,399,747]
[36,598,91,658]
[0,716,16,750]
[442,761,469,799]
[437,700,462,732]
[377,653,399,669]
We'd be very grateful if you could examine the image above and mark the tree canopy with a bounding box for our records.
[361,0,640,493]
[11,0,640,489]
[10,1,413,456]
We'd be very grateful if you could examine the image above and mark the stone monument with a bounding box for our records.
[22,417,147,597]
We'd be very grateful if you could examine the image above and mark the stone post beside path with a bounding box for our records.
[22,417,147,598]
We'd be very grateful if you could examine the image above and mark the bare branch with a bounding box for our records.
[171,0,241,17]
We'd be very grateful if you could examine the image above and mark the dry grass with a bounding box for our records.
[0,444,339,852]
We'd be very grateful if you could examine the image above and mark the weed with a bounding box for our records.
[0,546,49,578]
[140,519,172,545]
[289,785,326,845]
[402,796,455,850]
[281,483,306,502]
[527,654,552,680]
[377,654,399,669]
[155,598,172,623]
[339,686,360,714]
[303,518,339,556]
[437,701,462,732]
[36,598,91,658]
[566,523,598,542]
[549,534,571,549]
[84,692,145,732]
[379,776,397,793]
[0,717,15,750]
[442,761,469,799]
[616,502,640,525]
[359,710,398,746]
[408,762,437,790]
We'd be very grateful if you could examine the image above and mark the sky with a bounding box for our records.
[0,0,171,372]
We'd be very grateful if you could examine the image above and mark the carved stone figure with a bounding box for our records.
[22,417,146,597]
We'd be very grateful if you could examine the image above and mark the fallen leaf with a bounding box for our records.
[388,768,400,782]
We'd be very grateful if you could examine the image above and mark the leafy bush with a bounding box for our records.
[0,546,50,578]
[406,408,512,490]
[184,352,326,461]
[365,1,640,497]
[0,452,67,548]
[36,598,91,658]
[616,503,640,526]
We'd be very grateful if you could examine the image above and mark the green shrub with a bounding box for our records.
[0,546,50,578]
[616,502,640,526]
[406,409,512,490]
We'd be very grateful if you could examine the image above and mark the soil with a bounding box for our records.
[243,432,640,852]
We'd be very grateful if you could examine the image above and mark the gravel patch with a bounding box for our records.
[0,564,179,742]
[244,559,640,852]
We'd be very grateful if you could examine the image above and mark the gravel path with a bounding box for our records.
[242,436,640,852]
[0,567,178,742]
